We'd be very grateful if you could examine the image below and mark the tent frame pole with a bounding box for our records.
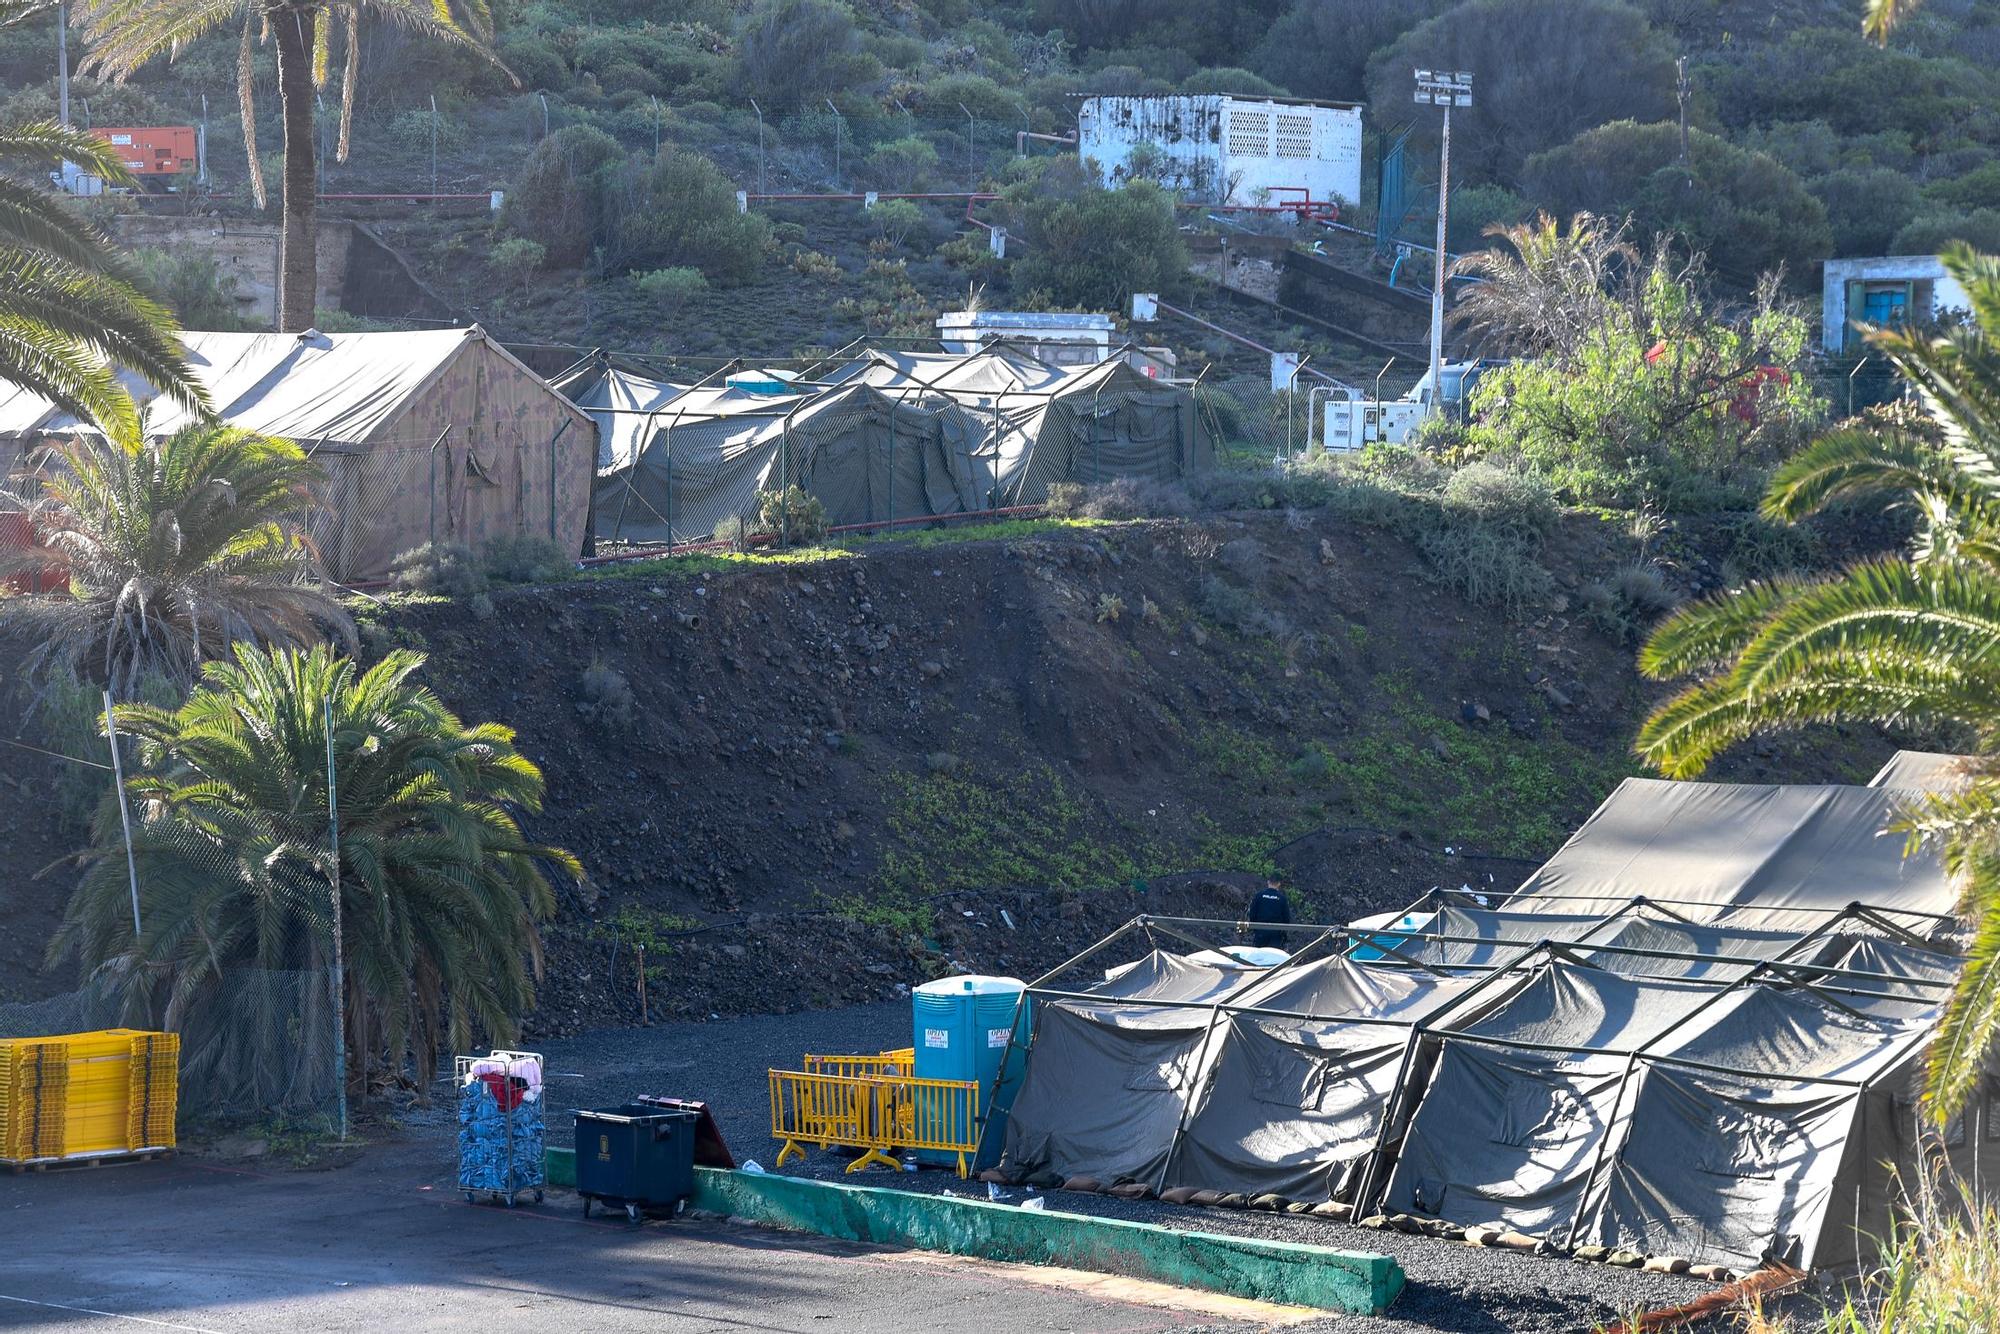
[544,418,571,542]
[1470,889,1957,925]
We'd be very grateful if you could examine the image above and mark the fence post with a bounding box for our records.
[324,695,349,1144]
[426,425,452,546]
[101,690,142,939]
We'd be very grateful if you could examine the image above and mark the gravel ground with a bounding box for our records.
[515,1003,1716,1334]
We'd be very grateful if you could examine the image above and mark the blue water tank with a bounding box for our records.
[911,975,1030,1167]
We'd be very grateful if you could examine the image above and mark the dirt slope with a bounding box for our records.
[377,510,1891,1033]
[0,510,1898,1031]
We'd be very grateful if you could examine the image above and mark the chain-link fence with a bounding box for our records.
[0,703,346,1131]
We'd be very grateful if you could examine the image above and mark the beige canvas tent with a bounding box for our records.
[0,326,596,582]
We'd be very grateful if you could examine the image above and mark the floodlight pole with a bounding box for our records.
[750,99,765,196]
[1414,70,1471,416]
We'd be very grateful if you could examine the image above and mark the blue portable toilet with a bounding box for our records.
[911,975,1030,1168]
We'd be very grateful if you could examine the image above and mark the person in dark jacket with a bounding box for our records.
[1248,876,1292,949]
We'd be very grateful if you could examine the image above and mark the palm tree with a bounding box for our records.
[1450,211,1640,361]
[0,116,203,437]
[49,642,579,1101]
[1634,242,2000,1121]
[72,0,512,332]
[1,422,354,695]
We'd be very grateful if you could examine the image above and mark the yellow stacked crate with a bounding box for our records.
[0,1030,178,1164]
[0,1040,69,1161]
[124,1032,179,1151]
[63,1029,145,1155]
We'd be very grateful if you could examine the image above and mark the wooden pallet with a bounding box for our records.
[4,1147,175,1174]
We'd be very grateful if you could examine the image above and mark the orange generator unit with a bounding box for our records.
[93,126,199,186]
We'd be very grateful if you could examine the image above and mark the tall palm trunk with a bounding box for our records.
[272,5,318,333]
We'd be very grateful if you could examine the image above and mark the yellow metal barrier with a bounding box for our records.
[769,1057,981,1177]
[801,1048,915,1079]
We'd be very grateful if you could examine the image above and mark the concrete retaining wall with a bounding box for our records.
[544,1147,1401,1314]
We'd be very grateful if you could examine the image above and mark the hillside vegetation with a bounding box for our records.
[3,0,1997,362]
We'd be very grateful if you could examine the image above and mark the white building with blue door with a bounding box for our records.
[1823,254,1974,353]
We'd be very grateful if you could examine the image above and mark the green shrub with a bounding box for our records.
[1447,183,1530,252]
[1199,573,1291,640]
[1522,121,1831,284]
[1414,523,1556,615]
[757,485,828,546]
[578,653,635,728]
[498,33,567,90]
[1892,209,2000,256]
[390,541,489,598]
[500,124,626,267]
[1181,66,1285,97]
[1043,481,1087,517]
[1007,169,1188,309]
[1194,385,1251,446]
[1812,166,1921,256]
[482,534,574,584]
[917,72,1024,123]
[490,236,546,293]
[736,0,879,102]
[634,265,709,303]
[384,106,467,156]
[608,149,770,284]
[865,138,940,193]
[866,198,929,247]
[1580,563,1677,643]
[1439,460,1559,543]
[131,249,249,330]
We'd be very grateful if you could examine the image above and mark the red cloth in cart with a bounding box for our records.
[476,1071,528,1110]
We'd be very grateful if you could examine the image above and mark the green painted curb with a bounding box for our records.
[543,1146,1400,1314]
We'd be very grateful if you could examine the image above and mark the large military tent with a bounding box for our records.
[997,755,1991,1272]
[566,346,1210,546]
[1,326,595,582]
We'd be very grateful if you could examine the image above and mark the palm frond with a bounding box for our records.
[1926,840,2000,1119]
[1864,0,1923,42]
[1636,577,1810,680]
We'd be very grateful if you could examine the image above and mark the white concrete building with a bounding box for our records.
[1823,255,1974,353]
[1077,95,1363,212]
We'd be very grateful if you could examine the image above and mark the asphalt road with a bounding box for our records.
[0,1141,1274,1334]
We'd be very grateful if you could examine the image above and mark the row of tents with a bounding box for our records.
[997,753,1987,1274]
[562,345,1211,547]
[0,329,1211,582]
